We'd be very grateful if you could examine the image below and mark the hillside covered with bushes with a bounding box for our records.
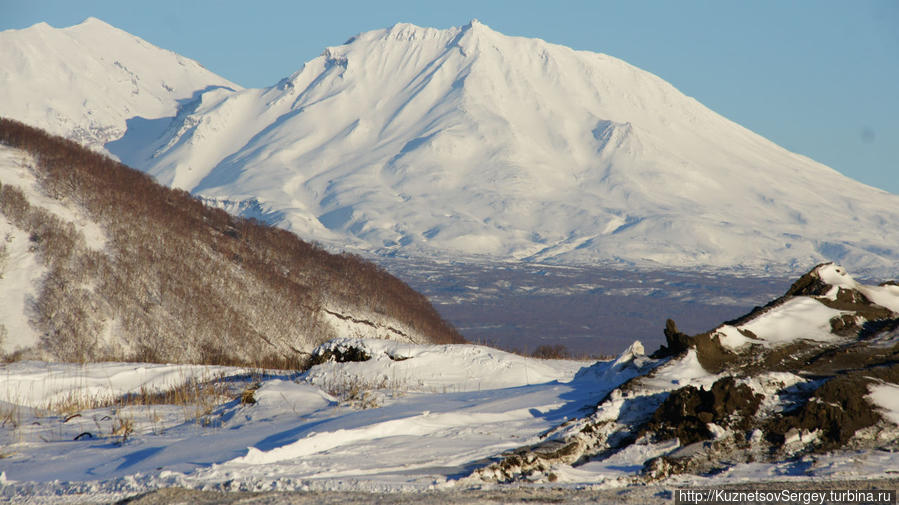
[0,119,463,366]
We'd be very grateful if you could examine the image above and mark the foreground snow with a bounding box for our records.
[0,341,594,502]
[2,334,897,503]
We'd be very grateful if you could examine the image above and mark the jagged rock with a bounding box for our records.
[639,377,762,446]
[766,363,899,453]
[310,343,372,365]
[650,319,691,359]
[784,263,835,297]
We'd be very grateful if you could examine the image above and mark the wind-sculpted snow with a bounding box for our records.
[103,20,899,273]
[0,342,602,502]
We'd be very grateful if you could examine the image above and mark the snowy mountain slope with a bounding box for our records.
[0,120,463,363]
[0,17,239,151]
[119,20,899,273]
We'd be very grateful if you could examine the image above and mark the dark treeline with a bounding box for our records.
[0,118,464,366]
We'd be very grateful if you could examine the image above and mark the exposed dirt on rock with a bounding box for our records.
[767,363,899,452]
[309,344,372,365]
[639,377,762,446]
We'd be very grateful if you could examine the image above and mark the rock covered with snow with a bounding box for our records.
[709,262,898,356]
[474,263,899,484]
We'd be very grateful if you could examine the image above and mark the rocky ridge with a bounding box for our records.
[472,263,899,483]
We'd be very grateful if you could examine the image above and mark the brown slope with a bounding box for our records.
[0,118,463,366]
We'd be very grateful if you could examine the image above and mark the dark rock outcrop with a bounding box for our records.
[640,377,762,446]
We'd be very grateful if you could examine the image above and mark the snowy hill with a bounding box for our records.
[111,20,899,273]
[0,120,462,363]
[0,17,238,150]
[1,263,897,502]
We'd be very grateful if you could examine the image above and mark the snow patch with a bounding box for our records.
[0,147,107,251]
[867,382,899,426]
[738,298,847,346]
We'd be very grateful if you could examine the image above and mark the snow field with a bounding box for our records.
[115,20,899,273]
[0,340,605,502]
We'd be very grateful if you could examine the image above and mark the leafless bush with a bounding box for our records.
[322,375,400,409]
[531,344,571,360]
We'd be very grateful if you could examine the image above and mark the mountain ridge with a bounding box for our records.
[0,17,239,151]
[3,19,898,274]
[123,19,899,274]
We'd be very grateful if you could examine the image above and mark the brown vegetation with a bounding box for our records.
[0,119,464,366]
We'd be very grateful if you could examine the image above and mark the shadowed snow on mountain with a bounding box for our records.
[0,18,239,151]
[106,20,899,274]
[3,19,898,273]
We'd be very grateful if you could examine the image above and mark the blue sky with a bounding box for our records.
[3,0,897,194]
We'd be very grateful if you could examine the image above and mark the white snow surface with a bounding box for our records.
[0,145,111,353]
[93,19,899,273]
[1,338,897,503]
[816,263,899,312]
[0,361,249,409]
[4,19,899,273]
[0,18,239,151]
[730,297,846,346]
[0,340,605,502]
[868,383,899,427]
[712,263,899,351]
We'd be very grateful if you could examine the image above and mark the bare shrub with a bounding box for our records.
[531,344,570,360]
[322,375,396,409]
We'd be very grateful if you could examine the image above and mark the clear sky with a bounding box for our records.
[2,0,897,194]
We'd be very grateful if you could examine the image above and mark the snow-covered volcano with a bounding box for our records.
[118,20,898,272]
[4,19,898,273]
[0,18,239,150]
